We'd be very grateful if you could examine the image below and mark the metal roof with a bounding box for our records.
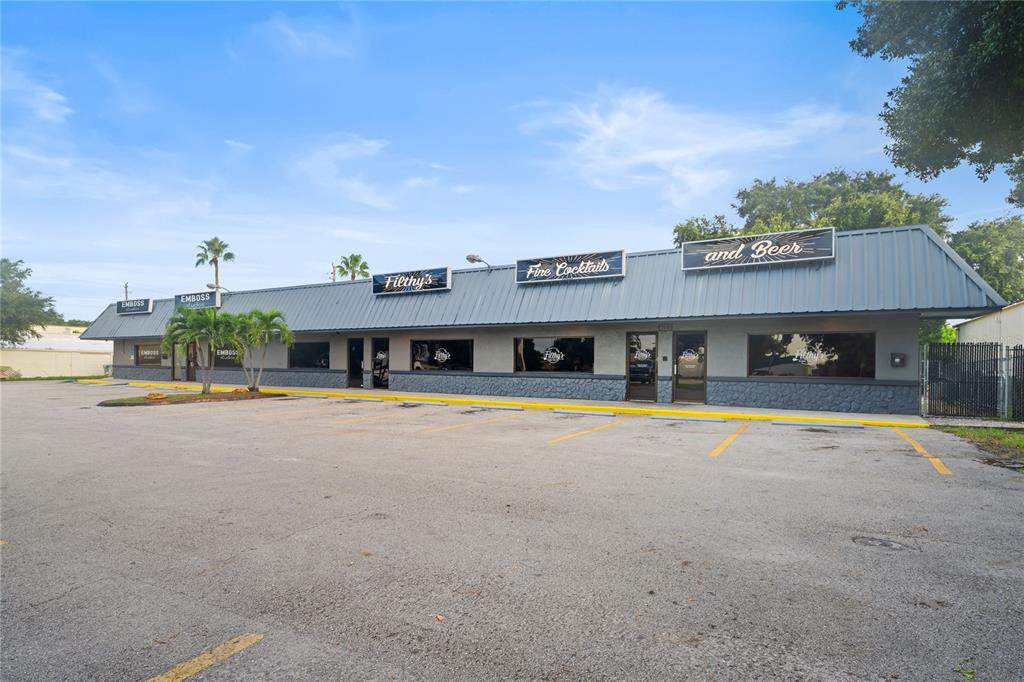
[82,225,1007,339]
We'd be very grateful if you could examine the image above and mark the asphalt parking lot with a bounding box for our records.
[2,381,1023,681]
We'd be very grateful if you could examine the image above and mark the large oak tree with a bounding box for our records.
[839,1,1024,206]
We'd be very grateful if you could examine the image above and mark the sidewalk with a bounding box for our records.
[79,378,928,428]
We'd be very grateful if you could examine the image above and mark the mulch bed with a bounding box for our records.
[98,391,279,407]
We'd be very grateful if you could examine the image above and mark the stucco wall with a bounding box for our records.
[108,313,920,413]
[0,349,111,378]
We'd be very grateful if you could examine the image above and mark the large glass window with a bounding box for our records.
[213,347,242,368]
[515,337,594,373]
[747,332,875,378]
[411,340,473,371]
[289,342,331,369]
[136,344,162,366]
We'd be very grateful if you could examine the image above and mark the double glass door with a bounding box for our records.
[674,332,707,403]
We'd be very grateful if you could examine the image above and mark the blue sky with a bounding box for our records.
[2,2,1016,320]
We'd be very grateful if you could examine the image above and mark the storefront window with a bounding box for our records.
[514,337,594,373]
[213,347,242,367]
[747,332,875,378]
[135,344,162,366]
[289,342,330,369]
[411,340,473,371]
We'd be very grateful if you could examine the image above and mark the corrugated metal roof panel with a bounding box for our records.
[82,225,1006,339]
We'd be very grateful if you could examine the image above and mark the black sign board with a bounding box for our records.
[174,290,221,309]
[372,267,451,295]
[516,250,626,284]
[682,228,835,271]
[116,298,153,315]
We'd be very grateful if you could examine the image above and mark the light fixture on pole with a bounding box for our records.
[466,254,491,268]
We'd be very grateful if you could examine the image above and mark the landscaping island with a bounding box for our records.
[98,390,277,407]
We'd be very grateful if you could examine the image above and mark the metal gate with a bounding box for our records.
[922,342,1024,420]
[1011,345,1024,421]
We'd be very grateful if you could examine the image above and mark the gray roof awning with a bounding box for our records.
[82,225,1007,339]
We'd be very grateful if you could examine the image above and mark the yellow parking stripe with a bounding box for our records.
[334,413,392,425]
[892,428,952,476]
[549,417,631,444]
[77,379,927,428]
[708,421,749,458]
[145,633,264,682]
[423,414,520,434]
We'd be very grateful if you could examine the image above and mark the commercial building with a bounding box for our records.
[82,225,1005,414]
[954,300,1024,346]
[0,325,112,379]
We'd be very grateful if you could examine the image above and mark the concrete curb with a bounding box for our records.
[76,379,928,428]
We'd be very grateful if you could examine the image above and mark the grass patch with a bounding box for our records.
[935,425,1024,467]
[99,391,276,407]
[2,375,108,382]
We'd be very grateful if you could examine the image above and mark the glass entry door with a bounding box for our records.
[626,333,658,401]
[371,337,389,388]
[674,332,706,403]
[348,338,364,388]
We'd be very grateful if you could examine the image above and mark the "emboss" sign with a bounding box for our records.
[372,267,452,295]
[682,228,834,271]
[516,250,625,284]
[174,291,221,309]
[116,299,153,315]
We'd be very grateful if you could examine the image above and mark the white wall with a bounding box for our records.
[0,349,111,377]
[112,312,920,381]
[956,303,1024,346]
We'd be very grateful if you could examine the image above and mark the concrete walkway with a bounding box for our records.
[80,378,929,428]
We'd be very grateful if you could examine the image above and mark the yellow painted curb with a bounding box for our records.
[77,379,928,428]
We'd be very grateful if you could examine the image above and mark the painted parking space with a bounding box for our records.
[5,381,1020,681]
[72,381,956,478]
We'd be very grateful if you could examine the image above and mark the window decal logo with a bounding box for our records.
[434,347,451,364]
[634,349,652,361]
[542,347,565,364]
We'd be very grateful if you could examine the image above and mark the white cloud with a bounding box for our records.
[1,50,73,123]
[257,11,359,60]
[403,176,439,189]
[451,185,478,194]
[91,56,155,115]
[224,139,254,154]
[295,134,396,209]
[522,87,878,208]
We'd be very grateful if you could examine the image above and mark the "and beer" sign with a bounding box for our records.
[682,228,835,271]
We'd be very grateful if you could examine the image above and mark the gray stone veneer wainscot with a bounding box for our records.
[656,377,673,403]
[707,378,919,415]
[111,365,173,381]
[390,371,626,401]
[209,367,348,388]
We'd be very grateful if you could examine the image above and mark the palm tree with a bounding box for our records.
[232,309,294,391]
[161,307,234,394]
[336,253,370,281]
[195,237,235,291]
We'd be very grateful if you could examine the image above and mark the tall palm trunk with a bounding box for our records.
[257,343,268,390]
[197,339,213,394]
[213,258,220,291]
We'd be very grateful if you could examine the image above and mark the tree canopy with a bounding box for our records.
[337,253,370,281]
[839,1,1024,206]
[673,169,951,246]
[0,258,62,347]
[948,215,1024,304]
[195,237,235,290]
